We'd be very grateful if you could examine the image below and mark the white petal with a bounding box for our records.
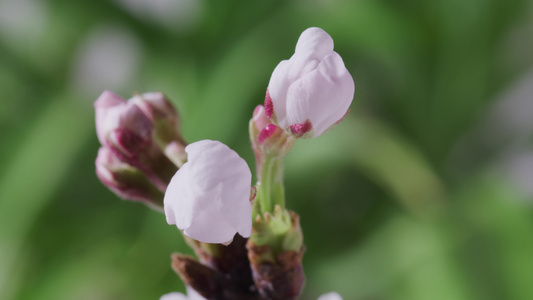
[164,163,194,228]
[132,92,178,123]
[252,105,269,131]
[269,55,320,129]
[163,140,252,243]
[285,52,354,137]
[268,59,290,126]
[317,292,343,300]
[267,27,354,138]
[295,27,334,60]
[159,292,188,300]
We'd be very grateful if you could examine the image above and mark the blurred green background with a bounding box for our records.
[2,0,533,299]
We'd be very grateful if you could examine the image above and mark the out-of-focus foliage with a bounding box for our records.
[1,0,533,299]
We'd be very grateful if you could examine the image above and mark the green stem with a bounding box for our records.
[258,155,285,215]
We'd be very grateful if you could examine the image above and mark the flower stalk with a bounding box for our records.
[257,155,285,215]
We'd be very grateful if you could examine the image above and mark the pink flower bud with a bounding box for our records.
[95,147,164,207]
[164,140,252,244]
[132,92,179,125]
[94,91,182,190]
[94,90,153,155]
[266,27,355,138]
[131,92,186,153]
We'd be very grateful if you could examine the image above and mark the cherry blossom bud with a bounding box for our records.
[164,140,252,244]
[132,92,178,126]
[266,27,355,138]
[131,92,187,165]
[95,90,152,148]
[317,292,343,300]
[94,91,179,189]
[95,147,164,208]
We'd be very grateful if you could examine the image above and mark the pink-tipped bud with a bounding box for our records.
[131,93,187,158]
[95,147,164,208]
[132,92,178,125]
[94,90,181,191]
[108,127,150,160]
[94,91,153,155]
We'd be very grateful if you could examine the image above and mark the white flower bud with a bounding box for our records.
[266,27,355,138]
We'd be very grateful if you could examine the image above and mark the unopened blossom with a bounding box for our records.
[131,92,179,126]
[95,146,164,207]
[266,27,355,138]
[317,292,343,300]
[94,90,181,189]
[95,90,187,163]
[164,140,252,244]
[130,92,187,165]
[94,90,153,152]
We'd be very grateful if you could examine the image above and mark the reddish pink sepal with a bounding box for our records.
[264,90,274,119]
[289,120,312,137]
[258,124,279,144]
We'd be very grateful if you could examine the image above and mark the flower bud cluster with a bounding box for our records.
[94,91,186,208]
[95,26,352,300]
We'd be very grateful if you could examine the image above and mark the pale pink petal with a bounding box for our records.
[164,162,194,228]
[285,52,354,137]
[94,91,153,147]
[94,90,126,144]
[252,105,269,132]
[164,140,252,243]
[132,92,178,124]
[159,292,188,300]
[295,27,334,60]
[317,292,343,300]
[268,59,290,125]
[95,147,119,184]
